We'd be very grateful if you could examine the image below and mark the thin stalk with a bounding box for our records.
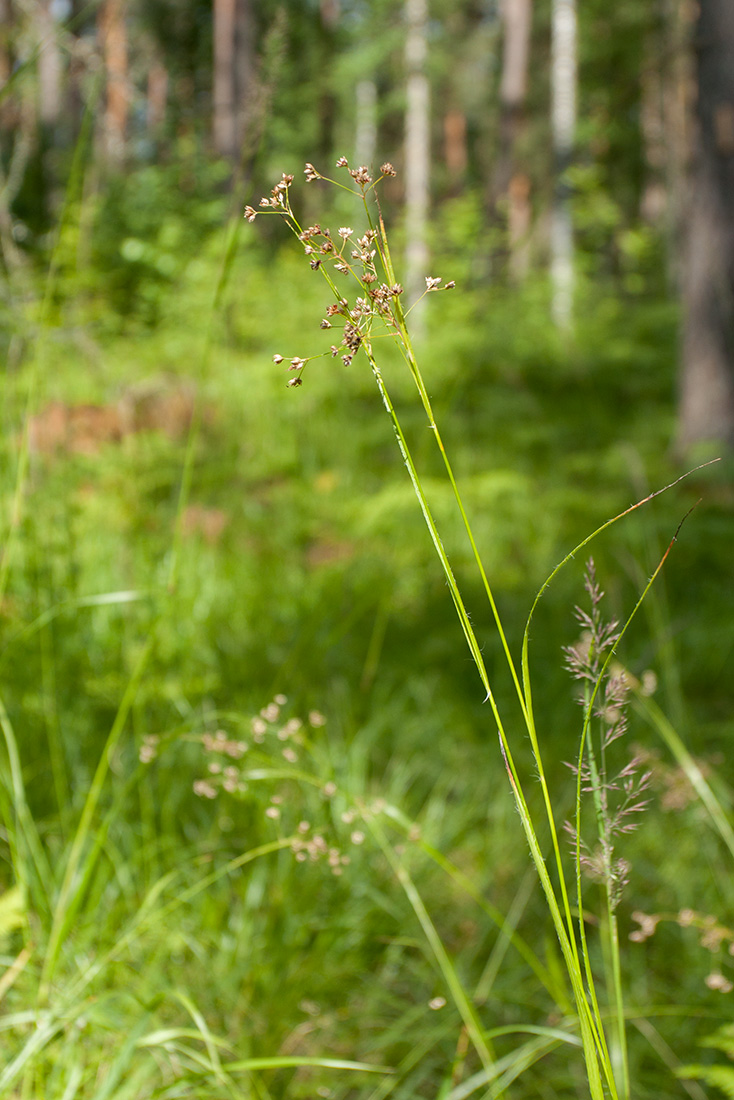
[633,693,734,863]
[364,810,496,1080]
[0,692,52,916]
[374,212,528,725]
[363,340,610,1098]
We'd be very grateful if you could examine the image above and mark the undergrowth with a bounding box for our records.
[0,145,732,1100]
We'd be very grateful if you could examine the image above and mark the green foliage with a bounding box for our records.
[679,1026,734,1098]
[0,3,733,1095]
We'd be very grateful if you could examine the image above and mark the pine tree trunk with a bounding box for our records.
[213,0,254,162]
[404,0,430,326]
[494,0,533,280]
[550,0,576,330]
[677,0,734,451]
[98,0,128,162]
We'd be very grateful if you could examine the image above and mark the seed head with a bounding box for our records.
[304,162,321,182]
[380,162,397,177]
[349,165,372,186]
[244,205,257,222]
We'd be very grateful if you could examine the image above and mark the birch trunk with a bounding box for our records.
[404,0,430,329]
[550,0,576,330]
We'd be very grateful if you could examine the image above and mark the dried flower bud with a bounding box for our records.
[259,197,270,207]
[349,165,372,186]
[304,162,321,182]
[244,206,257,222]
[290,357,305,370]
[309,258,322,270]
[320,319,332,329]
[338,227,353,239]
[389,284,404,296]
[705,972,734,993]
[272,354,284,364]
[445,280,456,289]
[287,377,303,388]
[425,276,442,290]
[335,155,349,167]
[380,162,397,177]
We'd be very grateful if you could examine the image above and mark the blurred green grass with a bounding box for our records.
[1,159,733,1098]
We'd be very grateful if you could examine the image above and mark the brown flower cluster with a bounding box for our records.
[245,156,455,387]
[630,908,734,992]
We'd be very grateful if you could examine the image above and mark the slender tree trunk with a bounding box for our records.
[213,0,236,158]
[213,0,254,162]
[147,60,168,133]
[404,0,430,326]
[494,0,532,197]
[443,108,467,184]
[98,0,128,162]
[36,0,63,127]
[234,0,254,156]
[494,0,533,280]
[678,0,734,451]
[550,0,576,330]
[355,78,377,169]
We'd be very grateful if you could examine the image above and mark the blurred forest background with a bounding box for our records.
[1,0,734,1098]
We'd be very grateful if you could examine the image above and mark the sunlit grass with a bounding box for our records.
[0,142,732,1099]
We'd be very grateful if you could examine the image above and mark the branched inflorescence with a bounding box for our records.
[245,157,454,387]
[564,559,652,908]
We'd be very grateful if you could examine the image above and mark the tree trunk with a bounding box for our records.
[213,0,236,158]
[98,0,128,162]
[677,0,734,451]
[355,78,377,169]
[443,108,467,184]
[147,60,168,133]
[404,0,430,328]
[494,0,532,199]
[213,0,254,162]
[550,0,576,330]
[36,0,63,127]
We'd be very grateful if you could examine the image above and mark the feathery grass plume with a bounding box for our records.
[564,559,652,909]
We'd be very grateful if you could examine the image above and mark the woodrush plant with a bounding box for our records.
[246,157,711,1099]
